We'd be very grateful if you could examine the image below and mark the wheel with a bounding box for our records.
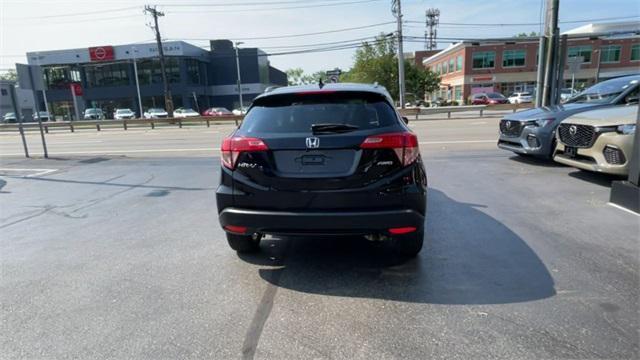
[226,233,261,253]
[393,228,424,257]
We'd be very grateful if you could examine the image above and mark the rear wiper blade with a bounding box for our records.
[311,123,359,134]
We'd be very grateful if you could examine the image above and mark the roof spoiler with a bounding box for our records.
[264,85,281,93]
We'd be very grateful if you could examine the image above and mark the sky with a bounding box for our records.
[1,0,639,74]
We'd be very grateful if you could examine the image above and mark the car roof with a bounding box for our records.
[255,83,393,103]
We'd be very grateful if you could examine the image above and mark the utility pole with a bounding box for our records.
[535,36,547,107]
[425,8,440,51]
[554,34,569,105]
[541,0,559,107]
[234,42,244,112]
[144,5,173,117]
[392,0,406,108]
[131,46,144,118]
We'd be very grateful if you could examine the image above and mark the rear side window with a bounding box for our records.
[240,91,398,134]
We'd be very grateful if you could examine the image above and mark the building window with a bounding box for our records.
[631,44,640,61]
[44,67,69,89]
[449,58,455,73]
[85,63,130,87]
[137,58,180,85]
[567,45,592,63]
[436,63,441,75]
[456,55,463,71]
[454,85,462,102]
[70,69,81,82]
[502,49,526,67]
[600,45,621,63]
[472,51,495,69]
[186,59,202,84]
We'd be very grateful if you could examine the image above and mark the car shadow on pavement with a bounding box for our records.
[241,189,556,305]
[508,154,565,168]
[567,170,624,188]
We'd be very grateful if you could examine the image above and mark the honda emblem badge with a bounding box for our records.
[306,137,320,149]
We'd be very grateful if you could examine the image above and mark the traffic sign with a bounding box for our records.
[567,56,584,74]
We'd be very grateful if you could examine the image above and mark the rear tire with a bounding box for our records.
[226,233,261,253]
[394,228,424,257]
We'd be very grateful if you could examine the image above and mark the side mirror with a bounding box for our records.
[625,95,639,105]
[402,116,409,124]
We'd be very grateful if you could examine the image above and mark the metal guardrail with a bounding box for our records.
[399,103,534,119]
[1,104,534,133]
[0,116,244,133]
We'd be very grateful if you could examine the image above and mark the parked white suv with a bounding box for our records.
[173,108,200,118]
[508,92,533,104]
[143,108,168,119]
[114,108,136,120]
[84,108,105,120]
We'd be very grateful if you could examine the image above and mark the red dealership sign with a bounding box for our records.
[70,83,83,96]
[89,46,115,62]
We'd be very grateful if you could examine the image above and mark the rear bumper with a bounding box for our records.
[219,207,425,235]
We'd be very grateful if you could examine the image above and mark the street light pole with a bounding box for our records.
[132,46,144,118]
[392,0,406,108]
[234,41,244,113]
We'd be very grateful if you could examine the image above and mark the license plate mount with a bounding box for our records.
[565,146,577,158]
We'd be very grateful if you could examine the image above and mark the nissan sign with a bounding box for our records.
[89,46,115,62]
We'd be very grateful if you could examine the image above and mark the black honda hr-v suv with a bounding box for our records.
[216,83,427,256]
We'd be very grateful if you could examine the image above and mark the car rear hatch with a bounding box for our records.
[222,90,419,211]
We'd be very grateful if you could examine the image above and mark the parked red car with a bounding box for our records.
[202,107,233,116]
[471,92,509,105]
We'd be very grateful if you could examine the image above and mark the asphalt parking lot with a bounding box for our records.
[1,116,638,359]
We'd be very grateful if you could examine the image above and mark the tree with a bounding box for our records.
[341,33,440,102]
[0,69,17,82]
[516,31,540,37]
[285,68,326,86]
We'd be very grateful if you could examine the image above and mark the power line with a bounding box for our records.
[177,21,395,41]
[7,6,139,20]
[164,0,383,14]
[405,15,640,27]
[157,0,348,7]
[176,35,385,50]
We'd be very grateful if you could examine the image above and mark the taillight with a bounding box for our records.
[220,136,269,170]
[360,132,420,166]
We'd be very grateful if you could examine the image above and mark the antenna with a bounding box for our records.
[425,8,440,50]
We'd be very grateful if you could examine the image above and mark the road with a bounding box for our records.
[1,117,638,359]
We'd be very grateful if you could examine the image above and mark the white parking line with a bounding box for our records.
[607,203,640,216]
[0,168,58,177]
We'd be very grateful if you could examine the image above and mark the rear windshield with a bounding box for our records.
[487,93,504,99]
[240,91,398,134]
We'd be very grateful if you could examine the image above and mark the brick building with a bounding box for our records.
[422,22,640,104]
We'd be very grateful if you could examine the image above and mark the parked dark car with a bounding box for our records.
[216,83,428,256]
[471,92,509,105]
[497,74,639,159]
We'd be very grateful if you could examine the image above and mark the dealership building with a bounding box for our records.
[422,22,640,103]
[23,39,287,119]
